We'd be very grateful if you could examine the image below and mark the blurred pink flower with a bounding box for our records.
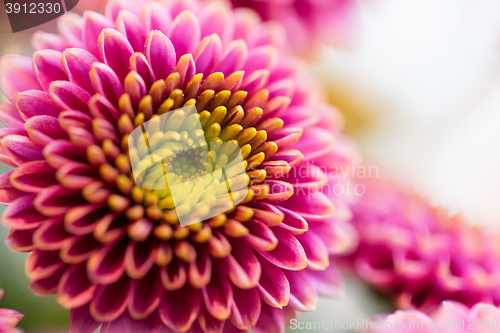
[229,0,360,56]
[0,290,23,333]
[0,0,358,332]
[341,178,500,313]
[366,301,500,332]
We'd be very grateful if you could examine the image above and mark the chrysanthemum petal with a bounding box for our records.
[90,275,131,322]
[145,30,176,81]
[159,284,202,332]
[229,286,261,330]
[258,227,306,271]
[32,50,67,91]
[0,55,41,99]
[62,48,99,94]
[58,262,97,308]
[222,241,261,289]
[116,10,146,52]
[167,10,200,61]
[49,81,92,114]
[83,11,114,57]
[252,303,285,333]
[98,28,135,83]
[128,266,162,319]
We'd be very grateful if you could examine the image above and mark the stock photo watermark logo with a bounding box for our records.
[2,0,78,32]
[129,105,248,227]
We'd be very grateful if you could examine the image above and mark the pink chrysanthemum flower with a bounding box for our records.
[341,178,500,313]
[228,0,359,55]
[0,0,357,332]
[0,290,23,333]
[365,301,500,333]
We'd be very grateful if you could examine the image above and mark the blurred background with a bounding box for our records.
[3,0,500,331]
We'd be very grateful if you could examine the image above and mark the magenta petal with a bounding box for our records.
[306,263,343,298]
[124,71,146,107]
[0,101,24,128]
[15,90,61,121]
[0,171,28,204]
[293,127,336,161]
[221,241,261,289]
[278,191,334,222]
[70,304,101,333]
[90,275,131,322]
[90,63,124,107]
[295,231,329,270]
[89,94,121,122]
[0,55,41,99]
[25,115,68,146]
[2,194,46,230]
[252,303,285,333]
[62,48,99,94]
[145,30,176,81]
[168,10,200,61]
[174,54,196,88]
[263,180,293,203]
[188,249,211,289]
[1,135,44,165]
[240,220,278,252]
[129,266,161,319]
[194,34,222,77]
[83,11,114,57]
[159,284,202,332]
[59,110,93,133]
[256,254,290,308]
[258,227,307,271]
[275,206,308,235]
[57,12,84,48]
[215,40,248,76]
[130,52,155,90]
[98,28,134,83]
[283,270,317,311]
[116,10,146,52]
[229,287,261,330]
[43,140,87,169]
[198,305,225,333]
[10,161,57,193]
[56,162,99,190]
[244,46,279,74]
[32,50,67,91]
[58,262,96,308]
[87,236,128,284]
[49,81,92,114]
[198,2,234,46]
[141,1,171,34]
[32,31,70,51]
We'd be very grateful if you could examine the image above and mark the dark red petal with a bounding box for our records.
[33,215,71,250]
[56,162,99,189]
[5,228,35,252]
[160,259,187,291]
[26,249,64,278]
[65,203,108,235]
[61,234,100,264]
[58,262,97,308]
[257,227,307,271]
[29,261,67,295]
[198,304,225,333]
[34,185,86,216]
[100,311,162,333]
[229,287,261,330]
[125,238,157,279]
[90,275,131,322]
[87,236,128,285]
[3,194,46,230]
[256,254,289,309]
[188,248,211,289]
[159,284,202,332]
[128,266,161,320]
[69,305,101,333]
[202,265,233,320]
